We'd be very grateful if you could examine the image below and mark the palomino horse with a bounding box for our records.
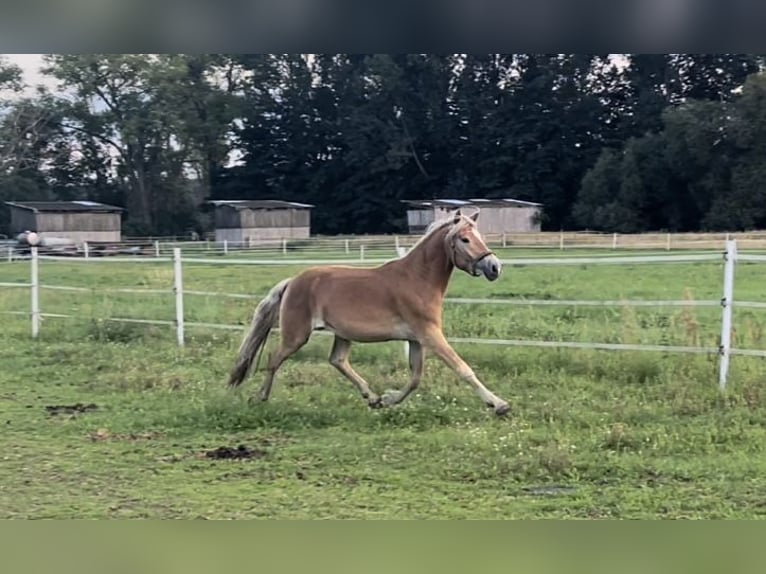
[227,209,510,415]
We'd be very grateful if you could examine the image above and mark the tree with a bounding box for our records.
[43,54,240,235]
[574,55,765,233]
[3,53,764,237]
[671,54,760,102]
[224,53,459,234]
[491,54,616,228]
[0,59,63,235]
[153,54,243,199]
[0,56,22,92]
[704,73,766,230]
[572,148,623,230]
[0,57,53,176]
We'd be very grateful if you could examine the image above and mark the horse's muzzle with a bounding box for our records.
[476,253,501,281]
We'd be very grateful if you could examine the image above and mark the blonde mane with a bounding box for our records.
[409,209,478,251]
[409,217,455,250]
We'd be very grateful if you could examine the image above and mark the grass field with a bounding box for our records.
[2,249,766,518]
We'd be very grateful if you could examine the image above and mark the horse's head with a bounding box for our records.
[445,210,502,281]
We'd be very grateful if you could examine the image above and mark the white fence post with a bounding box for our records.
[666,233,671,251]
[395,235,400,253]
[400,245,411,359]
[559,231,564,251]
[719,239,737,390]
[30,247,40,338]
[282,238,287,255]
[83,242,89,259]
[223,239,228,256]
[360,244,365,261]
[502,233,507,248]
[173,248,185,347]
[612,233,618,250]
[7,246,12,262]
[345,239,350,254]
[154,240,160,257]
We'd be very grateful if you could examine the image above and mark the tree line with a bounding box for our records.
[1,54,764,237]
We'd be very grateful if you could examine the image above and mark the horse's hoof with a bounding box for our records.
[248,394,268,405]
[494,402,510,416]
[381,389,400,407]
[367,397,383,409]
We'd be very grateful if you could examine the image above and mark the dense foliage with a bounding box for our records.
[1,54,764,236]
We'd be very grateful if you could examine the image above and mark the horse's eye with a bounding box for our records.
[460,237,470,244]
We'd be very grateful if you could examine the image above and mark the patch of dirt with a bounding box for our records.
[204,445,266,460]
[45,403,98,416]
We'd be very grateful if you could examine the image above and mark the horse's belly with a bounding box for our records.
[328,329,410,343]
[313,315,413,343]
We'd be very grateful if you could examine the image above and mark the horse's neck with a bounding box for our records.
[402,226,453,295]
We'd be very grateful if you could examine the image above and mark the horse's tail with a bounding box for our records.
[227,278,291,388]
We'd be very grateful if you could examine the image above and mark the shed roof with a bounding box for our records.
[402,198,542,209]
[209,200,314,210]
[5,200,124,213]
[469,198,543,208]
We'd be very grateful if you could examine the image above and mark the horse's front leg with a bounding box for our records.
[422,329,510,416]
[381,340,424,406]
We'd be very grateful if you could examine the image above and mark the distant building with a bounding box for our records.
[5,201,123,244]
[210,200,314,244]
[402,198,543,235]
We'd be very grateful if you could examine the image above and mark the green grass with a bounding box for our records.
[2,250,766,518]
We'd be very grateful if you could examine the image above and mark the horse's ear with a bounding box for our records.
[469,211,479,222]
[453,209,462,223]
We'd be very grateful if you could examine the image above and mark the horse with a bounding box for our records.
[227,209,511,416]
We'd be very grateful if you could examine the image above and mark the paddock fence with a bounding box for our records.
[2,240,765,390]
[5,230,766,261]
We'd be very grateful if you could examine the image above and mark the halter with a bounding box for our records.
[470,250,495,276]
[449,231,495,276]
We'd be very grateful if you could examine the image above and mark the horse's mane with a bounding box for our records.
[409,216,457,251]
[409,208,481,252]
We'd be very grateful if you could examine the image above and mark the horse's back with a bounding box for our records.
[290,264,395,302]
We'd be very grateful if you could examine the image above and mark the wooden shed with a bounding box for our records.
[402,198,543,235]
[5,200,123,244]
[210,200,313,244]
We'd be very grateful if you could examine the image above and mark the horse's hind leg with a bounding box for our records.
[255,315,311,402]
[328,336,381,408]
[381,341,424,406]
